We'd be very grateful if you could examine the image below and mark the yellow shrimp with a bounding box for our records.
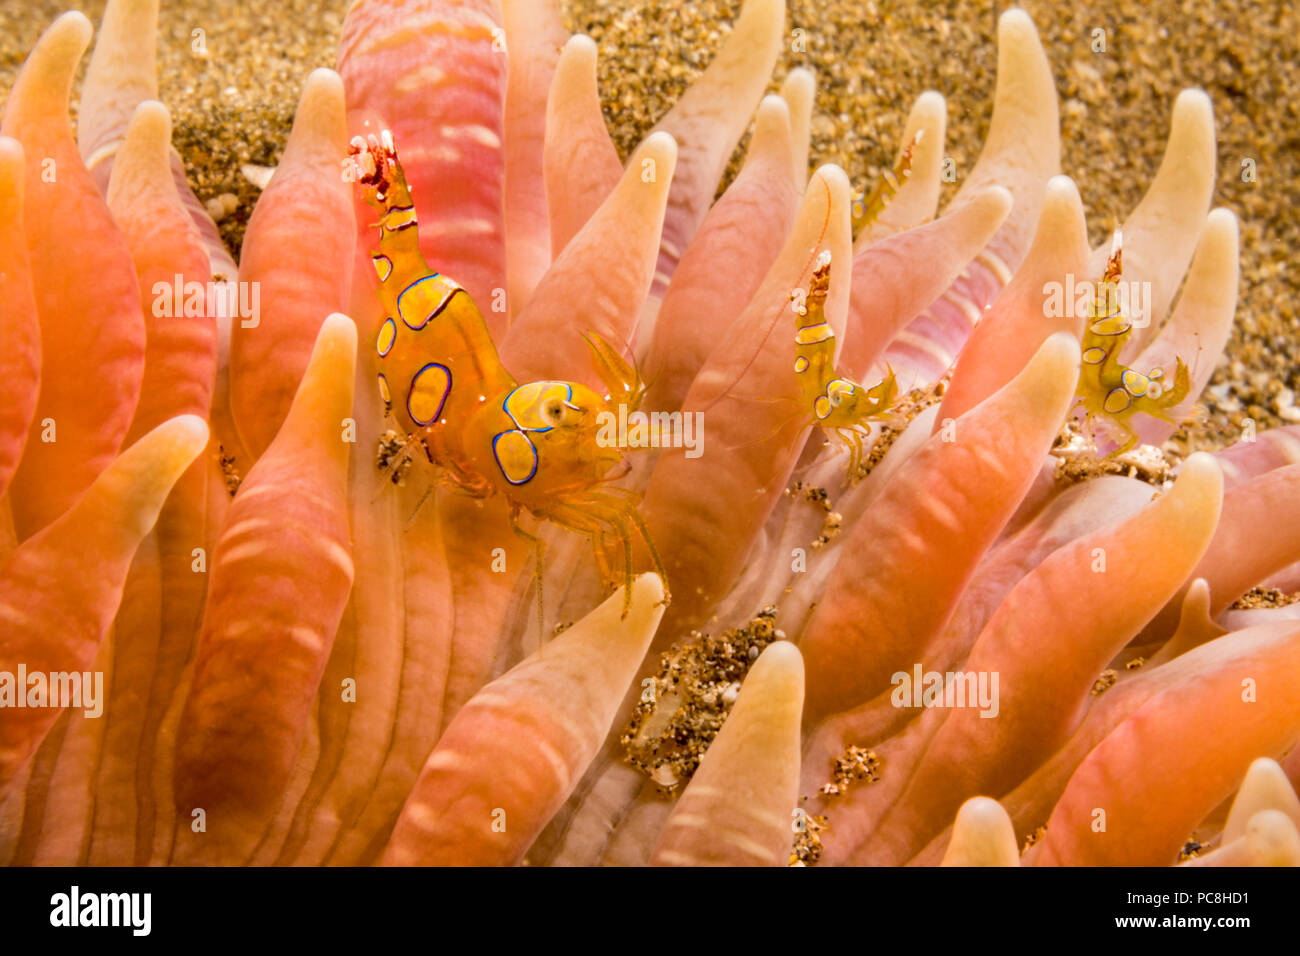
[783,131,917,477]
[851,129,922,239]
[792,251,899,480]
[1076,230,1189,456]
[347,131,668,618]
[780,137,917,481]
[705,127,917,439]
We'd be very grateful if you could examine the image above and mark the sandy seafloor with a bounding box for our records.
[2,0,1298,448]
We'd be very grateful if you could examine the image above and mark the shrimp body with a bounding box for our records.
[793,251,899,479]
[353,130,514,495]
[1077,232,1189,455]
[459,374,661,594]
[462,379,624,507]
[347,132,667,613]
[782,130,916,477]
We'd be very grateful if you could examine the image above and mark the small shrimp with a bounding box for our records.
[346,131,668,619]
[788,131,917,477]
[792,251,899,480]
[851,129,922,240]
[707,126,921,418]
[1076,229,1189,456]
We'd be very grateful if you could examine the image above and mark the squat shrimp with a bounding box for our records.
[1076,229,1190,456]
[346,130,668,618]
[791,251,900,480]
[786,131,918,478]
[851,129,923,239]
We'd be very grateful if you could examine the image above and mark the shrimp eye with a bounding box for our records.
[542,397,567,424]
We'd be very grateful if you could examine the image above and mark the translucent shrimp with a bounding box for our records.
[1076,229,1190,456]
[792,251,900,479]
[703,127,918,440]
[851,129,922,239]
[709,136,916,475]
[346,131,668,618]
[790,133,917,477]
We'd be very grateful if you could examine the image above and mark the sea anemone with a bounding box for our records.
[1,0,1298,868]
